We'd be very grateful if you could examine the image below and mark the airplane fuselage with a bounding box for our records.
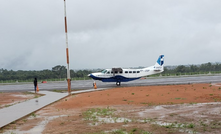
[88,66,163,82]
[88,55,164,86]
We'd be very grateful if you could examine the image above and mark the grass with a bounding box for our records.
[4,104,13,107]
[189,102,197,105]
[187,123,195,128]
[84,128,153,134]
[34,95,39,98]
[52,89,66,93]
[124,119,129,124]
[31,112,37,118]
[82,107,116,121]
[174,98,186,100]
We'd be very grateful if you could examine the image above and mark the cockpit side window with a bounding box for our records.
[101,70,107,74]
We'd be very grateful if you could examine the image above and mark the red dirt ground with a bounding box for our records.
[0,92,38,109]
[54,83,221,109]
[2,83,221,134]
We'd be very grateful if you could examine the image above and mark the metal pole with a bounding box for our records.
[64,0,71,94]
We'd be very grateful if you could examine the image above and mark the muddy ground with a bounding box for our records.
[1,83,221,134]
[0,92,41,109]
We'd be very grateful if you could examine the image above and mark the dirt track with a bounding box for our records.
[1,83,221,134]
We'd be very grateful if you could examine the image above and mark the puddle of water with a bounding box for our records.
[98,117,131,123]
[154,121,174,126]
[152,121,195,133]
[3,115,66,134]
[88,116,132,126]
[154,106,164,110]
[11,94,33,98]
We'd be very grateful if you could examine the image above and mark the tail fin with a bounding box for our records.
[154,55,164,70]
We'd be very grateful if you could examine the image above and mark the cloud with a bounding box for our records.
[0,0,221,70]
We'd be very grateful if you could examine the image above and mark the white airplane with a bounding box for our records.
[88,55,164,86]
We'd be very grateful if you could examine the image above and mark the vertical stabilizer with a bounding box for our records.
[154,55,164,70]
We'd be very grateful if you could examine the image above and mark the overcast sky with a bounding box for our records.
[1,0,221,70]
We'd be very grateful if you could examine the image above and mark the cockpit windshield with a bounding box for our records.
[101,70,107,74]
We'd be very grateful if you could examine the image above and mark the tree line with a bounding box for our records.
[0,62,221,82]
[162,62,221,76]
[0,65,93,81]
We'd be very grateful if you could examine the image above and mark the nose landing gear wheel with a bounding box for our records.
[116,82,121,86]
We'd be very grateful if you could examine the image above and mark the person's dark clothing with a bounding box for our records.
[34,78,37,93]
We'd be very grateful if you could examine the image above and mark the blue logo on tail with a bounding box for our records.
[157,55,164,66]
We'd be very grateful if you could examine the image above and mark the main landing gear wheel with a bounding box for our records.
[116,82,121,86]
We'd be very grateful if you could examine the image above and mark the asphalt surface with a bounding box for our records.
[0,75,221,92]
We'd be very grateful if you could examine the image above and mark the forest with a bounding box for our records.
[0,62,221,82]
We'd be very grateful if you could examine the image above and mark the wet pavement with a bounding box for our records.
[0,88,106,128]
[0,75,221,128]
[0,75,221,92]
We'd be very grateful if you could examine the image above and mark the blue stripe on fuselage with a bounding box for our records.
[89,74,140,82]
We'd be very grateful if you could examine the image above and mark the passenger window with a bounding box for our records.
[119,71,122,74]
[125,71,128,73]
[115,71,118,74]
[137,71,140,73]
[133,71,136,73]
[107,71,110,74]
[111,71,113,74]
[129,71,132,73]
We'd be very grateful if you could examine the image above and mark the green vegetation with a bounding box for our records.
[84,128,152,134]
[34,95,39,98]
[1,62,221,83]
[4,104,13,108]
[82,107,116,121]
[161,62,221,76]
[31,112,37,118]
[0,65,93,83]
[174,98,186,100]
[52,89,66,93]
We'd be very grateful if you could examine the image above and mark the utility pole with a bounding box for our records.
[64,0,71,94]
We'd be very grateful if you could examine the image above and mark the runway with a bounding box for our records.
[0,75,221,92]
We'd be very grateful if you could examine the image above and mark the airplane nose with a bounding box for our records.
[88,74,91,77]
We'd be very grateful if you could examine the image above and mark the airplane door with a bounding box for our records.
[107,71,113,77]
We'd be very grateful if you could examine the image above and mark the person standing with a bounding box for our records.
[34,78,37,93]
